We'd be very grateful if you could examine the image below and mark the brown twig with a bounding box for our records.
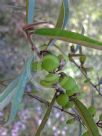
[25,93,84,126]
[22,21,54,57]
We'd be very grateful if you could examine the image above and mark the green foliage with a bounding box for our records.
[40,73,59,88]
[56,93,69,106]
[44,73,59,83]
[0,55,34,124]
[73,98,99,136]
[34,28,102,50]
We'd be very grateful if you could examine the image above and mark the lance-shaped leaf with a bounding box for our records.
[0,77,19,111]
[63,0,70,28]
[48,0,69,46]
[6,55,34,124]
[34,28,102,50]
[26,0,35,24]
[56,0,69,28]
[73,98,99,136]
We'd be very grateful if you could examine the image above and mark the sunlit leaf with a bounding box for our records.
[73,98,99,136]
[34,28,102,50]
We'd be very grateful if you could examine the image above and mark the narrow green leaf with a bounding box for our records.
[56,0,69,28]
[34,28,102,50]
[48,0,69,46]
[55,1,64,28]
[63,0,70,28]
[6,55,34,124]
[73,98,99,136]
[0,77,19,103]
[26,0,35,24]
[0,77,19,111]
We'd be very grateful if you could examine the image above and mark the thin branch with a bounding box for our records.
[70,57,102,96]
[34,92,57,136]
[25,93,83,125]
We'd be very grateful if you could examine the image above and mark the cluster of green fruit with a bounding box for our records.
[32,53,80,107]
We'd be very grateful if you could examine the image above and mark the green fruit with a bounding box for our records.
[60,76,77,91]
[40,80,52,87]
[56,94,68,106]
[44,73,59,84]
[63,101,74,109]
[41,54,60,72]
[40,73,59,88]
[66,84,80,96]
[60,76,80,96]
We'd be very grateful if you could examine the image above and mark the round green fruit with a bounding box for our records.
[66,84,80,96]
[40,80,52,88]
[56,94,68,106]
[60,76,77,91]
[63,101,74,109]
[44,73,59,84]
[41,54,60,72]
